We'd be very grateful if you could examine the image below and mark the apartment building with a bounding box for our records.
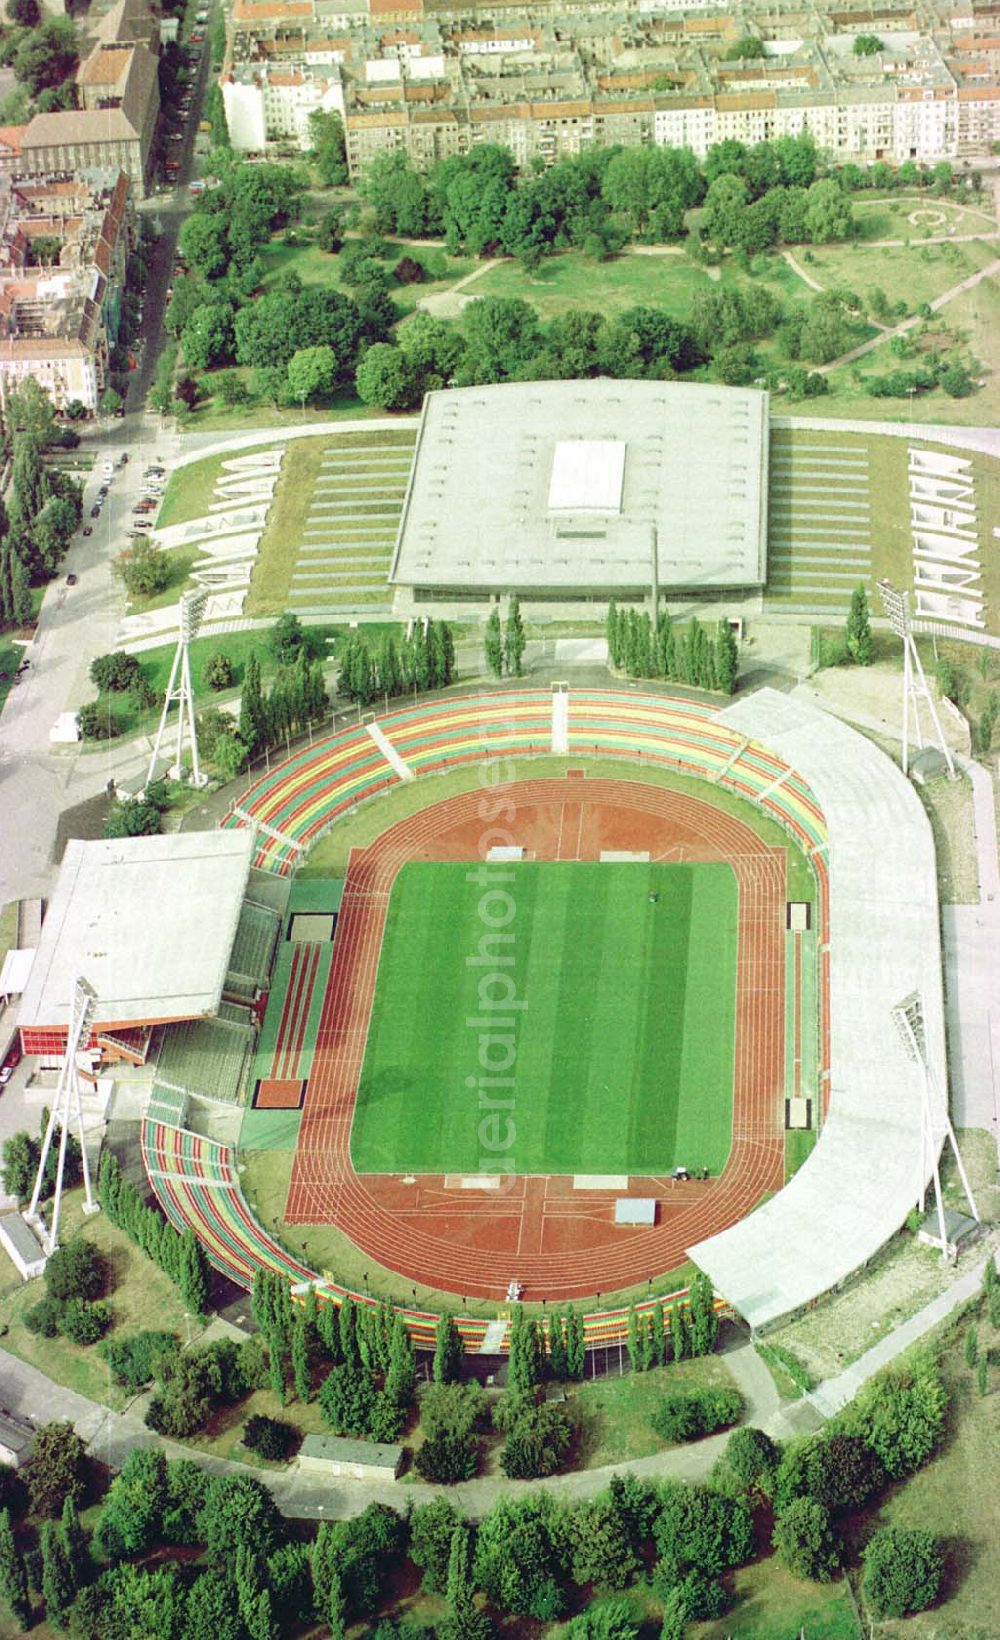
[220,0,1000,172]
[0,171,135,415]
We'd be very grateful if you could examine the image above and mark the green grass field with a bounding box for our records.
[350,860,737,1177]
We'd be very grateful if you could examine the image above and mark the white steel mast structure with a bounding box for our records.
[27,977,100,1254]
[890,990,978,1261]
[877,579,955,780]
[145,586,209,788]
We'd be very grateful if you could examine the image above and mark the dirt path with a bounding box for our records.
[820,255,1000,373]
[417,259,501,319]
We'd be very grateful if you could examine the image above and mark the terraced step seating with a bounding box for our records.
[225,900,281,998]
[765,429,873,615]
[154,1012,255,1106]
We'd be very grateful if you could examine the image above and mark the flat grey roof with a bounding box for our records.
[299,1433,402,1467]
[690,691,945,1332]
[18,831,254,1032]
[0,1213,45,1266]
[391,380,769,593]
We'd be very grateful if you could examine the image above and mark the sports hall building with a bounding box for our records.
[389,379,770,615]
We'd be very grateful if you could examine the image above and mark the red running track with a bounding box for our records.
[286,776,786,1301]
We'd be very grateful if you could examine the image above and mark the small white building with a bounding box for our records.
[222,64,345,152]
[0,1410,35,1469]
[297,1434,404,1481]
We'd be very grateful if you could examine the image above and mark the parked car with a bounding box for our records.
[82,525,92,537]
[90,503,101,518]
[0,1044,22,1086]
[65,572,77,585]
[120,452,129,465]
[97,485,108,498]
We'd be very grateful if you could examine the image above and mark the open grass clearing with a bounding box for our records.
[692,1566,860,1639]
[765,1130,999,1381]
[125,543,201,618]
[570,1354,740,1468]
[0,1187,193,1409]
[801,235,997,312]
[859,1320,1000,1638]
[260,233,474,318]
[852,190,997,240]
[156,450,245,530]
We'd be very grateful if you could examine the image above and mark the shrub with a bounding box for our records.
[862,1525,943,1618]
[102,1331,177,1389]
[414,1432,478,1484]
[58,1299,111,1346]
[772,1497,841,1582]
[202,650,234,690]
[243,1415,296,1461]
[77,701,122,740]
[651,1387,743,1443]
[90,652,143,693]
[499,1401,573,1479]
[394,255,425,285]
[45,1240,105,1302]
[24,1296,64,1337]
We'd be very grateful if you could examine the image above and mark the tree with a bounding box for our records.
[1,1131,37,1202]
[239,651,266,754]
[40,1518,76,1629]
[433,1313,463,1383]
[498,1401,572,1479]
[179,213,230,281]
[567,1498,640,1591]
[722,1426,780,1494]
[687,1271,718,1356]
[854,33,885,54]
[114,537,170,598]
[26,1423,86,1517]
[242,1415,295,1461]
[198,1474,281,1564]
[848,1357,946,1480]
[398,311,466,390]
[286,345,337,406]
[0,1507,30,1631]
[7,0,40,25]
[182,302,235,371]
[714,620,739,694]
[862,1525,943,1618]
[459,297,541,385]
[504,595,526,676]
[845,583,874,665]
[355,343,418,411]
[803,179,854,244]
[90,651,145,693]
[178,1228,208,1318]
[104,796,163,838]
[309,109,348,186]
[772,1497,841,1582]
[484,608,504,678]
[725,33,766,58]
[202,651,234,691]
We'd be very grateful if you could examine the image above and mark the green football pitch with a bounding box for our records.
[350,861,737,1177]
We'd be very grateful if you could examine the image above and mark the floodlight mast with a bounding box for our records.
[890,990,978,1261]
[145,587,210,788]
[27,977,99,1254]
[877,579,955,780]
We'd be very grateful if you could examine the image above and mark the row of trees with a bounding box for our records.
[607,606,740,695]
[358,134,848,267]
[0,383,82,632]
[483,598,525,679]
[336,622,457,705]
[626,1273,720,1370]
[96,1152,209,1319]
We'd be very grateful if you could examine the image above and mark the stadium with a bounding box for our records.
[21,683,946,1351]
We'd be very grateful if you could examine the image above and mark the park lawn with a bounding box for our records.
[852,190,997,240]
[801,234,997,314]
[156,451,235,529]
[858,1326,1000,1638]
[471,248,716,320]
[571,1355,740,1468]
[247,435,327,614]
[124,543,200,618]
[351,859,737,1177]
[260,232,474,317]
[692,1567,860,1639]
[182,383,380,434]
[0,1187,192,1409]
[186,1383,330,1468]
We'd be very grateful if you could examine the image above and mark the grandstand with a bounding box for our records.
[224,900,281,1002]
[154,1005,255,1107]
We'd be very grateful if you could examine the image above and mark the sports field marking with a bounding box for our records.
[350,860,738,1178]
